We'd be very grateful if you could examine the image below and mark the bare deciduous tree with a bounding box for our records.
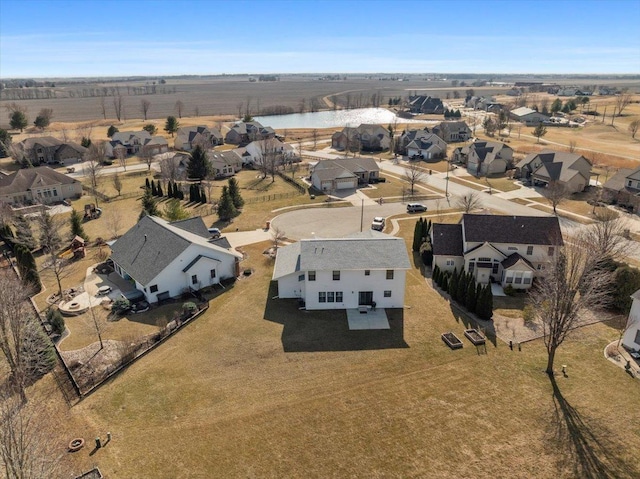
[174,100,184,119]
[104,208,123,239]
[455,191,483,213]
[545,180,569,215]
[113,95,124,122]
[582,208,631,266]
[36,209,69,299]
[83,142,106,207]
[529,240,614,375]
[403,162,426,196]
[614,92,632,117]
[99,96,107,120]
[140,99,151,121]
[271,226,286,253]
[629,119,640,139]
[311,129,319,150]
[568,140,577,153]
[112,172,123,196]
[138,146,154,171]
[114,147,127,171]
[159,154,183,182]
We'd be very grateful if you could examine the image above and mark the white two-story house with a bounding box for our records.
[431,214,563,290]
[272,231,411,310]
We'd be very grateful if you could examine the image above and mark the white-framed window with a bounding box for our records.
[527,246,533,255]
[446,259,455,266]
[191,275,198,285]
[384,290,391,298]
[333,271,340,281]
[327,292,335,302]
[386,270,394,280]
[308,271,316,281]
[508,246,518,251]
[319,292,326,303]
[336,292,343,302]
[298,274,304,281]
[210,269,216,279]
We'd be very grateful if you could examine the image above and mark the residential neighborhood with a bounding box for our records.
[0,2,639,478]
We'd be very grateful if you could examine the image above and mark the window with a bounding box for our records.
[384,290,392,298]
[446,259,455,266]
[629,180,633,187]
[527,246,533,255]
[319,292,326,303]
[492,263,499,274]
[508,246,518,251]
[327,292,335,302]
[469,262,475,273]
[333,271,340,281]
[386,270,394,280]
[479,257,491,262]
[364,270,370,276]
[308,271,316,281]
[635,330,640,345]
[298,274,304,282]
[506,276,513,283]
[336,292,343,302]
[548,247,555,256]
[150,285,158,293]
[523,277,531,284]
[191,274,198,285]
[210,269,216,279]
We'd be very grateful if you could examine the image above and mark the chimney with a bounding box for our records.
[144,234,147,241]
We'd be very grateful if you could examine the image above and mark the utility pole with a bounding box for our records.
[360,198,364,232]
[445,157,450,197]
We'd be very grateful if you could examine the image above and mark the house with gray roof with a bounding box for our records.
[515,149,592,193]
[408,95,444,114]
[397,129,447,159]
[109,215,242,303]
[272,230,411,310]
[175,125,223,151]
[105,131,168,158]
[431,121,472,143]
[0,166,82,205]
[208,150,243,178]
[332,124,390,152]
[466,140,514,176]
[602,166,640,213]
[224,121,275,146]
[431,214,563,290]
[310,157,380,192]
[16,136,86,166]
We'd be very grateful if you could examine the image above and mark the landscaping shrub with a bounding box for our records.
[504,284,516,296]
[111,298,130,316]
[182,302,198,317]
[46,307,65,335]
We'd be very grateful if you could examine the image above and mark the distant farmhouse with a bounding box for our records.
[431,214,563,289]
[106,131,168,158]
[109,216,242,304]
[225,121,275,146]
[408,95,444,114]
[509,107,549,126]
[15,136,86,165]
[515,150,592,193]
[272,231,411,310]
[310,157,380,192]
[331,124,391,152]
[0,166,82,205]
[175,125,223,151]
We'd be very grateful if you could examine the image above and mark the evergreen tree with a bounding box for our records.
[46,307,65,335]
[456,270,468,303]
[9,111,28,131]
[157,182,164,197]
[167,181,174,198]
[465,276,477,312]
[228,177,244,209]
[140,187,161,219]
[442,272,450,292]
[449,268,459,300]
[187,145,210,180]
[433,265,440,285]
[200,188,207,204]
[151,180,158,196]
[412,218,423,252]
[145,177,151,190]
[107,125,119,137]
[163,198,190,221]
[70,208,88,241]
[13,214,37,250]
[193,185,201,203]
[189,184,195,202]
[164,115,180,137]
[0,222,16,249]
[551,98,563,113]
[177,187,184,200]
[477,285,494,320]
[217,186,238,221]
[14,243,41,291]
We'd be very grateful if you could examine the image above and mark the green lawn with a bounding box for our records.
[39,221,640,479]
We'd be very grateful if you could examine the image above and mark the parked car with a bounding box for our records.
[208,227,221,239]
[371,217,385,231]
[407,203,427,213]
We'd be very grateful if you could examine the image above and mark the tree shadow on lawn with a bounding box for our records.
[264,282,408,352]
[547,375,638,479]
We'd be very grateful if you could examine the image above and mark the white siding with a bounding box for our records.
[623,296,640,351]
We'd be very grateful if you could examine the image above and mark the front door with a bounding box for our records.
[358,291,373,305]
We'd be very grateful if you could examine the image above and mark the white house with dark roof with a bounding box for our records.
[0,166,82,205]
[234,138,298,168]
[310,157,380,192]
[109,216,242,303]
[466,140,514,176]
[272,231,411,310]
[431,214,563,289]
[516,149,592,193]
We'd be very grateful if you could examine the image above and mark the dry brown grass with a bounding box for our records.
[27,222,638,478]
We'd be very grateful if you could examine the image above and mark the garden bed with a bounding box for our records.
[441,332,463,350]
[464,328,486,346]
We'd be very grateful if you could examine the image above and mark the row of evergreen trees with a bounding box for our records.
[432,265,493,320]
[218,178,245,221]
[0,217,42,293]
[412,217,434,267]
[443,109,462,118]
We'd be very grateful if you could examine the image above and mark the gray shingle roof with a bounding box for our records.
[168,217,210,238]
[602,168,636,192]
[501,253,534,270]
[431,224,463,256]
[272,232,410,279]
[462,214,563,246]
[109,216,240,286]
[0,166,79,195]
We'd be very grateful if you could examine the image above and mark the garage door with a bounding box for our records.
[336,179,356,189]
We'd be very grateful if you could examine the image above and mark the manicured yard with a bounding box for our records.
[34,222,640,478]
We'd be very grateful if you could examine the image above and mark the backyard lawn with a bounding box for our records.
[32,222,639,479]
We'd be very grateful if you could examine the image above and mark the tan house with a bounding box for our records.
[16,137,86,165]
[224,121,275,145]
[465,140,514,176]
[509,107,549,126]
[0,166,82,205]
[106,131,168,158]
[516,149,592,193]
[310,157,380,192]
[175,126,223,151]
[332,124,391,152]
[431,121,472,143]
[208,151,243,178]
[431,214,563,290]
[602,166,640,213]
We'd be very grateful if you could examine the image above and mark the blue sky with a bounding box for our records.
[1,0,639,77]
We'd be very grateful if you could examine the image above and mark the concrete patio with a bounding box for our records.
[346,308,390,330]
